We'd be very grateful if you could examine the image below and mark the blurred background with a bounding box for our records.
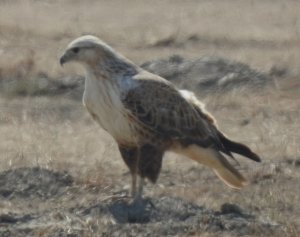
[1,0,300,82]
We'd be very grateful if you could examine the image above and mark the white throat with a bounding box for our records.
[83,68,137,144]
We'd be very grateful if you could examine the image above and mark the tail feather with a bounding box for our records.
[213,152,248,189]
[218,131,261,162]
[172,144,248,189]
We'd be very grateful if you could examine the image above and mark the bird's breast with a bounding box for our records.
[83,75,137,144]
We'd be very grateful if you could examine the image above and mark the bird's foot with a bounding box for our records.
[130,195,155,210]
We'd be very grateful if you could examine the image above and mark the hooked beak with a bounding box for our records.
[59,53,67,66]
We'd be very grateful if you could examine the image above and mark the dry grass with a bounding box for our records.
[0,0,300,236]
[1,85,299,236]
[1,0,300,76]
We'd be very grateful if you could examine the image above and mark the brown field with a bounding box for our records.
[0,0,299,236]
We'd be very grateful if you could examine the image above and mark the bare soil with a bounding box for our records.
[0,166,285,237]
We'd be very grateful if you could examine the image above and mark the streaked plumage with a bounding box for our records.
[60,35,261,201]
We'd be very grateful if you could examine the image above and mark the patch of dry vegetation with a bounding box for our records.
[0,84,299,236]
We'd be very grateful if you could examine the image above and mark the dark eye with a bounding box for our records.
[72,47,80,54]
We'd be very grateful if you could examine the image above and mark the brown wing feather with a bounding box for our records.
[122,72,227,153]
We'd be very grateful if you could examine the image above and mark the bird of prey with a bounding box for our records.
[60,35,261,202]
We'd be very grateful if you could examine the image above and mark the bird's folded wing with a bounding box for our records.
[122,73,225,150]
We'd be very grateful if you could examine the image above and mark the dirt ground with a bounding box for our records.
[0,0,299,236]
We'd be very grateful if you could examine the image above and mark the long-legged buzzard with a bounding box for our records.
[60,35,261,202]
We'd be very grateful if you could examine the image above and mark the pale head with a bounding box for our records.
[60,35,117,66]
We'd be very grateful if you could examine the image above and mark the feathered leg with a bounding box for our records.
[118,145,139,197]
[139,144,164,183]
[132,144,164,202]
